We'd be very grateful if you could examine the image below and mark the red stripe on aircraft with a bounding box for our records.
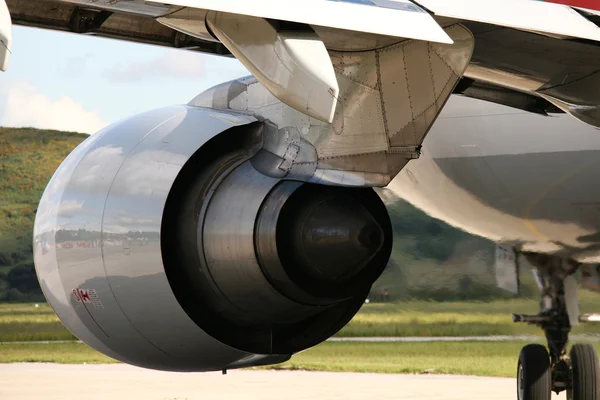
[545,0,600,11]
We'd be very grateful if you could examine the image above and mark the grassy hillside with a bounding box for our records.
[0,127,510,302]
[0,128,87,300]
[0,127,85,257]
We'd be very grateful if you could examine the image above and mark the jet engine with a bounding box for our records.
[33,105,392,372]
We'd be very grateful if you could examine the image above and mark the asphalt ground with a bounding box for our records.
[0,363,567,400]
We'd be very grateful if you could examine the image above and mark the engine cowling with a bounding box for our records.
[33,105,392,371]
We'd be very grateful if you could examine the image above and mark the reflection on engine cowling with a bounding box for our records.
[33,105,392,372]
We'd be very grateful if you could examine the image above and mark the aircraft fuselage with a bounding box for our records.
[388,96,600,263]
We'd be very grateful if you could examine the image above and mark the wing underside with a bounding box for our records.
[5,0,600,126]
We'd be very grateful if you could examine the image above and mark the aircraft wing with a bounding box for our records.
[417,0,600,41]
[161,0,600,41]
[157,0,456,44]
[72,0,599,43]
[8,0,600,43]
[153,0,600,126]
[5,0,600,126]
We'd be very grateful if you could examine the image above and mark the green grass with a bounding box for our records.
[5,341,600,378]
[0,303,75,341]
[271,341,538,377]
[0,342,114,364]
[1,298,600,377]
[339,290,600,337]
[339,299,538,337]
[3,293,600,342]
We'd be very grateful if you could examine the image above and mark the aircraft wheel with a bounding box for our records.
[569,344,600,400]
[517,344,551,400]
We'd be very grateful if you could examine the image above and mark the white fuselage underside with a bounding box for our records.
[388,95,600,262]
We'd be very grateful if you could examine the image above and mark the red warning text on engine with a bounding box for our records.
[72,288,104,309]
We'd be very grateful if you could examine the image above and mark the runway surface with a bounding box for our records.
[0,363,567,400]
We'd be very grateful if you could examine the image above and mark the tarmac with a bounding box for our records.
[0,363,567,400]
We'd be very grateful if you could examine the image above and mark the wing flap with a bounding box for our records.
[158,0,453,44]
[206,12,340,123]
[418,0,600,42]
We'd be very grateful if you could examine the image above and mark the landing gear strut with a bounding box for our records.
[513,254,600,400]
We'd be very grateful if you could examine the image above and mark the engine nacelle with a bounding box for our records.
[33,105,392,371]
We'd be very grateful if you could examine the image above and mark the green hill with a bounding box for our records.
[0,127,512,302]
[0,127,85,261]
[0,128,87,300]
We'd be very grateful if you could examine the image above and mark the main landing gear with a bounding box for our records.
[513,254,600,400]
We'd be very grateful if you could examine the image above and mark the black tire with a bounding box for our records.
[569,344,600,400]
[517,344,552,400]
